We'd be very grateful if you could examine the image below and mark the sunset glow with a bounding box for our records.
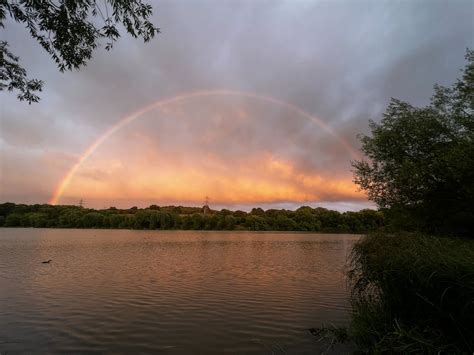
[49,90,364,208]
[1,1,471,353]
[57,153,364,206]
[2,0,470,212]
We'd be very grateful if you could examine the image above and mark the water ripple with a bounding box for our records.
[0,229,359,354]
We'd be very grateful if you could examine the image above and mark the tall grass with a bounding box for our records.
[348,232,474,353]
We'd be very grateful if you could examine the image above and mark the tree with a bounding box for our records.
[223,215,236,230]
[1,1,159,103]
[81,212,104,228]
[191,213,204,229]
[352,50,473,235]
[4,213,22,227]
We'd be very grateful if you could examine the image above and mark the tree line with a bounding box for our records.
[0,202,384,233]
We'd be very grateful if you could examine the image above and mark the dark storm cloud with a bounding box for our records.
[1,0,473,208]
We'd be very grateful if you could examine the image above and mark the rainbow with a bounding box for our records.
[49,89,360,205]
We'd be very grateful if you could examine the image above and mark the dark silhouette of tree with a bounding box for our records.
[352,50,473,235]
[0,1,159,103]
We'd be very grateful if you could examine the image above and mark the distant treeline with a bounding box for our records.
[0,203,384,233]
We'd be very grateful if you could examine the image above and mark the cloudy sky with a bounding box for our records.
[1,0,473,211]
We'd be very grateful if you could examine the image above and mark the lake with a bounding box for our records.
[0,229,360,354]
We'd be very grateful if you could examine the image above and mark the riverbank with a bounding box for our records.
[348,232,474,353]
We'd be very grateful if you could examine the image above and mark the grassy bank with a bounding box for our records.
[348,232,474,353]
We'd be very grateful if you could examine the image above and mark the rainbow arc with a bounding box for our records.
[49,90,360,205]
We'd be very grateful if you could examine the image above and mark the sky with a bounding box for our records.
[1,0,473,211]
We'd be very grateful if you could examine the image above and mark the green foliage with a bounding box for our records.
[81,212,104,228]
[4,213,22,227]
[0,41,43,102]
[223,215,236,230]
[349,232,474,353]
[0,0,159,103]
[0,202,384,232]
[352,50,474,235]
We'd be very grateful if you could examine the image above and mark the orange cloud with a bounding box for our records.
[60,151,364,206]
[51,93,365,207]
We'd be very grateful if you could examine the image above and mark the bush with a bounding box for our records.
[349,232,474,353]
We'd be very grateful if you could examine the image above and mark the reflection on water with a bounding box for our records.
[0,229,359,354]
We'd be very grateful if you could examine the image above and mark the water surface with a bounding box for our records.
[0,229,359,354]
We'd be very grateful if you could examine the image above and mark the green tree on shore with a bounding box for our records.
[352,50,473,235]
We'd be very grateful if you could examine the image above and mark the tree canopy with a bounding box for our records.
[0,0,159,103]
[352,50,473,235]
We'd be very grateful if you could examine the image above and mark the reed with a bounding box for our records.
[348,232,474,353]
